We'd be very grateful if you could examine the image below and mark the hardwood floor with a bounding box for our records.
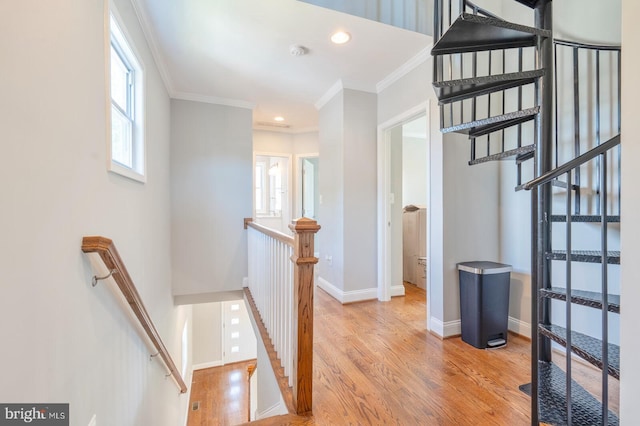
[192,283,619,425]
[310,283,532,425]
[188,360,256,426]
[242,283,532,425]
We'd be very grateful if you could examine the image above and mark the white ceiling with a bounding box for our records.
[132,0,432,132]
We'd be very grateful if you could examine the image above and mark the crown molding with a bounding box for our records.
[376,44,433,94]
[129,0,176,95]
[172,91,256,109]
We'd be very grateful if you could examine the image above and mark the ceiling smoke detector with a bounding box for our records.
[289,44,308,56]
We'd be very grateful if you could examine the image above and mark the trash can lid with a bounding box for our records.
[457,261,512,275]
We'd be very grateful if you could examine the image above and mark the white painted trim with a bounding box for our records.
[376,45,433,94]
[390,284,406,297]
[253,124,320,135]
[508,316,532,338]
[317,278,378,304]
[192,360,224,371]
[314,80,343,110]
[444,320,462,337]
[172,91,256,110]
[181,369,193,426]
[129,0,175,95]
[430,316,444,337]
[377,103,430,305]
[294,152,319,220]
[255,399,288,420]
[429,317,461,338]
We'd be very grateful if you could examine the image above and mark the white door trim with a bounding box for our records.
[377,102,430,304]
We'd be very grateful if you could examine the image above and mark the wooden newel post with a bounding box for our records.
[288,217,320,415]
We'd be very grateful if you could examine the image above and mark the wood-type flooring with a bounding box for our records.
[196,283,618,425]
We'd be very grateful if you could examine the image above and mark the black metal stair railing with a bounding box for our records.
[432,0,545,186]
[552,40,622,216]
[523,134,621,425]
[432,1,622,425]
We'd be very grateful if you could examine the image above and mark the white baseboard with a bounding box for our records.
[192,360,223,371]
[430,316,531,340]
[390,284,405,297]
[255,399,288,420]
[317,277,378,304]
[182,369,193,426]
[429,317,461,338]
[508,316,531,338]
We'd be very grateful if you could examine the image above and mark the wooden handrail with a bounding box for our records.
[244,218,294,246]
[244,217,320,415]
[81,236,188,393]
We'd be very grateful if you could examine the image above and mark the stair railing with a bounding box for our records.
[553,39,622,215]
[433,0,537,182]
[81,236,188,393]
[524,134,621,425]
[243,217,320,415]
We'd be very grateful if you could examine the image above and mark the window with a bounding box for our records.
[255,155,285,217]
[109,9,145,182]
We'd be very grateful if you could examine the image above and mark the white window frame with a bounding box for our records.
[107,5,146,183]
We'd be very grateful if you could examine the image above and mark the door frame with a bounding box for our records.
[377,102,430,306]
[294,152,319,220]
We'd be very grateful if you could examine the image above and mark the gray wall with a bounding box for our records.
[192,303,223,366]
[317,89,378,299]
[170,100,253,296]
[0,0,191,424]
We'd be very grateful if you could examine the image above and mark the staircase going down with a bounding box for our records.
[432,1,622,425]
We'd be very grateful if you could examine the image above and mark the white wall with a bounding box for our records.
[0,0,191,425]
[171,100,253,296]
[620,0,640,422]
[192,303,223,367]
[390,127,404,290]
[402,135,428,206]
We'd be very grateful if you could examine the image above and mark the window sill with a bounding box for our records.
[109,161,146,183]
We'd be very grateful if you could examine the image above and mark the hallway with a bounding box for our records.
[245,283,532,425]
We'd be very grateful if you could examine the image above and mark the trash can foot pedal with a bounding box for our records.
[487,338,507,348]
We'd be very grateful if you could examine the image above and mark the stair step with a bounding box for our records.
[469,144,535,165]
[441,106,539,135]
[551,215,621,223]
[540,287,620,313]
[547,250,620,265]
[537,361,619,425]
[516,148,535,165]
[514,0,538,8]
[433,70,544,105]
[539,324,620,379]
[431,13,551,55]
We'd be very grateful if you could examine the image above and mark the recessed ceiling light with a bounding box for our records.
[331,31,351,45]
[274,116,285,122]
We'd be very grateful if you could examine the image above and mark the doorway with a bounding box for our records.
[254,153,292,233]
[377,103,430,313]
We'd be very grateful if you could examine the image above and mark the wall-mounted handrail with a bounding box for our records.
[244,217,320,415]
[522,134,620,190]
[81,236,188,393]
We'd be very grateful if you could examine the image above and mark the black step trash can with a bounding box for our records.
[457,261,512,349]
